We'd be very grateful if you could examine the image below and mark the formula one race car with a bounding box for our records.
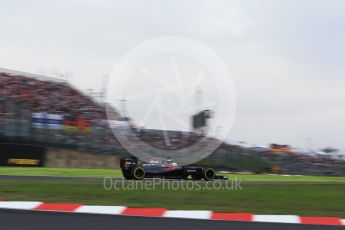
[120,157,227,181]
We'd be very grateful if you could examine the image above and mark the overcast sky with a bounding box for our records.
[1,0,345,150]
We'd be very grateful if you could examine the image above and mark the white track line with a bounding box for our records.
[75,205,126,215]
[0,201,42,210]
[163,210,212,219]
[253,215,299,224]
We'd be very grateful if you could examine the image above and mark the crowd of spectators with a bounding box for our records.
[0,72,202,153]
[0,72,124,153]
[0,73,106,120]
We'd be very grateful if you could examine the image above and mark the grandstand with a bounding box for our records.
[0,68,123,154]
[0,68,66,83]
[1,68,345,175]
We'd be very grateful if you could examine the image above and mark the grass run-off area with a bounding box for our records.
[0,167,345,217]
[1,167,345,182]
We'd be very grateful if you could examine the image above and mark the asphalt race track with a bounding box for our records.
[0,209,342,230]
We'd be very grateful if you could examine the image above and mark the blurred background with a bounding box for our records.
[1,1,345,226]
[0,68,344,175]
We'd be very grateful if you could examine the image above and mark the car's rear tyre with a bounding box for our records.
[203,168,216,181]
[131,166,146,180]
[123,172,133,180]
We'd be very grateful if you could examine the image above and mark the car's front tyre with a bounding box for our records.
[202,168,216,181]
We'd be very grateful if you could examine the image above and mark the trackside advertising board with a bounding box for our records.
[0,142,46,167]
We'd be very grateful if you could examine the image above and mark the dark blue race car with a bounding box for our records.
[120,157,227,181]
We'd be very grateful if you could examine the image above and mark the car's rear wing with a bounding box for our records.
[120,157,138,169]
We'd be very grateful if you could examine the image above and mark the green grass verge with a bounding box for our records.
[0,178,344,217]
[0,167,345,182]
[0,167,344,217]
[0,167,123,178]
